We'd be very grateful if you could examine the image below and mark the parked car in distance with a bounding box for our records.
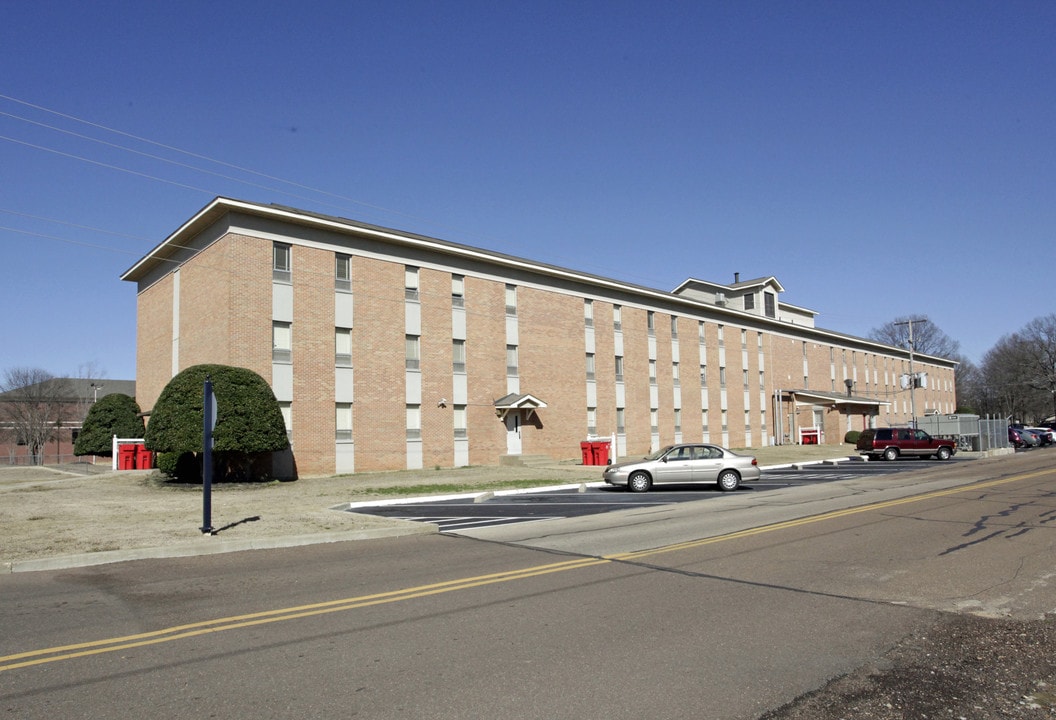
[856,427,956,461]
[1011,426,1042,448]
[602,443,760,493]
[1026,427,1054,445]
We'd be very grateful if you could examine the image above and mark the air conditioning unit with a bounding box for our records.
[715,292,727,305]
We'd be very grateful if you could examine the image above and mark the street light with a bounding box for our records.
[90,383,104,402]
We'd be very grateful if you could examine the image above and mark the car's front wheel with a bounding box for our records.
[627,471,652,493]
[883,447,899,461]
[717,469,740,492]
[935,446,951,461]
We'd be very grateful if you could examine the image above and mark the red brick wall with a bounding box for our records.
[290,244,336,473]
[350,257,406,471]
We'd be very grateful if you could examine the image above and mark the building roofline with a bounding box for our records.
[121,197,957,368]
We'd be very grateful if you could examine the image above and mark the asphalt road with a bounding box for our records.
[2,452,1053,719]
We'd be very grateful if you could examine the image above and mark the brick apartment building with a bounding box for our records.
[121,197,957,477]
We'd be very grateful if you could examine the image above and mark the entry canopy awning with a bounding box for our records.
[784,389,891,409]
[494,393,548,420]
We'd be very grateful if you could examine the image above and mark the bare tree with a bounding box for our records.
[0,368,73,465]
[869,315,961,359]
[1019,314,1056,421]
[869,315,970,407]
[978,334,1045,421]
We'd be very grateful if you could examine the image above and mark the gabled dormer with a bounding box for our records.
[672,273,817,327]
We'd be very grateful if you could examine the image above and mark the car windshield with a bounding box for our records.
[643,446,675,461]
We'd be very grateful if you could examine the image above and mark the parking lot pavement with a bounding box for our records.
[347,457,972,532]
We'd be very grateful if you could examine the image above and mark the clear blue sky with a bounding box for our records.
[2,1,1053,382]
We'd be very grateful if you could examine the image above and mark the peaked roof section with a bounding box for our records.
[672,275,786,296]
[493,393,547,421]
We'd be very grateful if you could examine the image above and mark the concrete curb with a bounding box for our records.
[3,517,435,574]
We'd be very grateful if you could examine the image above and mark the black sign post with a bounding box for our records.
[201,377,215,534]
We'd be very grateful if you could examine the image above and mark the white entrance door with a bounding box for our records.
[505,412,522,455]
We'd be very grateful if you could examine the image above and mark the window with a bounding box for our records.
[506,345,518,376]
[671,316,678,338]
[672,362,680,386]
[505,285,517,316]
[453,405,467,438]
[451,275,465,307]
[587,407,597,435]
[584,299,594,327]
[721,409,728,432]
[615,356,624,382]
[336,403,352,441]
[719,366,727,387]
[647,311,655,335]
[279,401,292,439]
[759,371,766,389]
[616,407,625,434]
[764,292,776,318]
[744,293,755,311]
[699,321,706,341]
[273,243,291,282]
[702,408,709,431]
[700,364,707,386]
[405,335,420,370]
[586,353,596,381]
[741,329,747,348]
[650,408,659,433]
[406,405,421,439]
[717,324,724,345]
[649,359,657,384]
[743,369,749,389]
[272,322,291,363]
[335,328,352,367]
[613,305,622,331]
[405,266,419,301]
[674,408,682,433]
[335,254,351,292]
[452,339,466,373]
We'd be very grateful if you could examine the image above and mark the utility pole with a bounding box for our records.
[895,318,927,427]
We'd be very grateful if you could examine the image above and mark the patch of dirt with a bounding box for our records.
[761,613,1056,719]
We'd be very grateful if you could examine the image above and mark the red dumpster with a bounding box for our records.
[118,444,137,470]
[592,441,610,466]
[580,441,593,466]
[136,444,154,470]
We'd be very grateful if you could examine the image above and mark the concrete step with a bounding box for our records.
[498,454,555,467]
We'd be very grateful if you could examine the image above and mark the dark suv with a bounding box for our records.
[856,427,956,461]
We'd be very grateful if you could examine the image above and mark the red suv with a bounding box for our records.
[856,427,956,461]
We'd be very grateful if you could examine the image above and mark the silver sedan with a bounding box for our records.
[602,443,760,492]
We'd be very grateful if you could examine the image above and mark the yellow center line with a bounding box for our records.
[3,467,1051,672]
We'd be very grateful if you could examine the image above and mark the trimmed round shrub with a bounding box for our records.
[75,393,145,457]
[145,364,288,481]
[844,430,861,444]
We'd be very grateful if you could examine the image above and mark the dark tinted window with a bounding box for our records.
[876,429,892,440]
